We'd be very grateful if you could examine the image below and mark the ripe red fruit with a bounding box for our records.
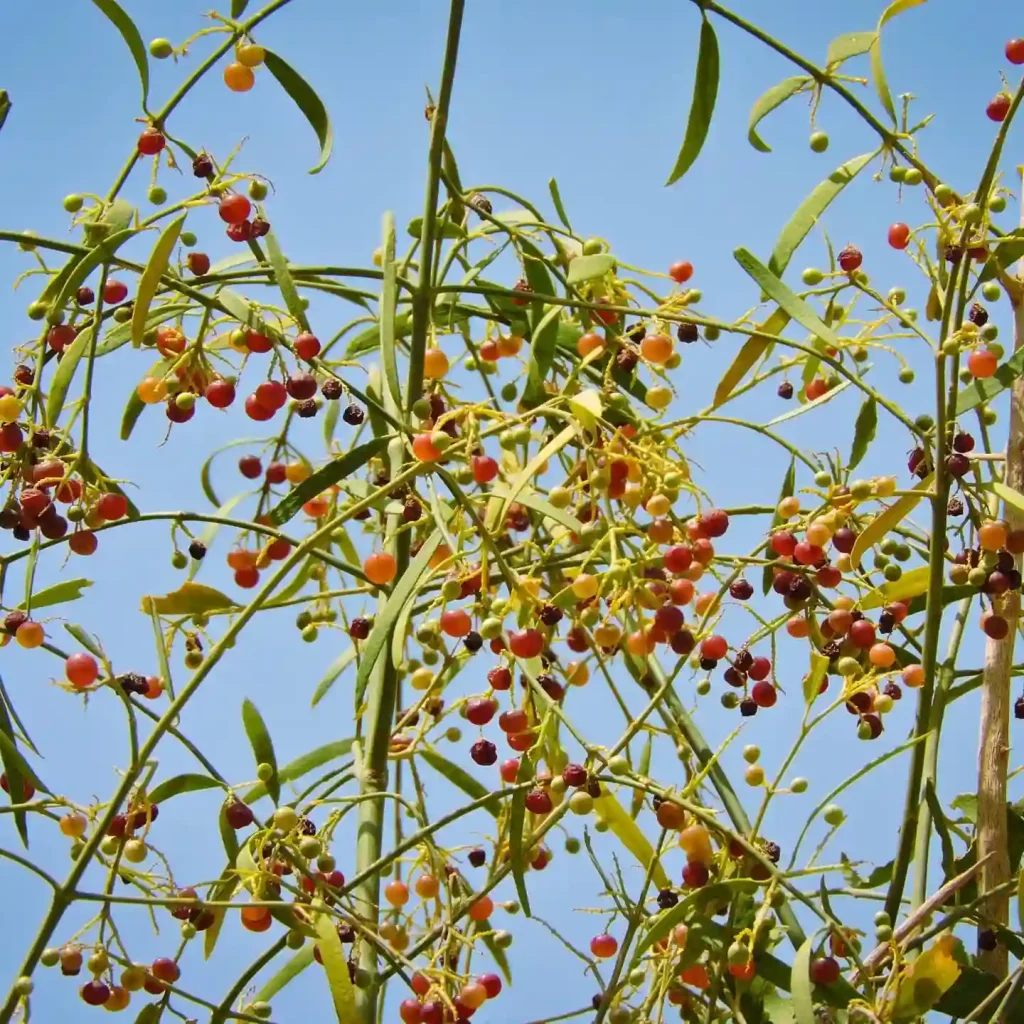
[238,455,262,479]
[187,252,211,276]
[151,958,180,984]
[400,1000,422,1024]
[1008,39,1024,64]
[478,973,502,999]
[294,332,321,360]
[265,462,287,485]
[137,127,166,155]
[499,709,529,734]
[751,680,777,708]
[664,545,693,574]
[166,398,194,424]
[508,628,543,659]
[810,956,841,986]
[66,652,99,689]
[96,492,128,521]
[219,194,252,224]
[654,604,684,634]
[224,799,255,829]
[838,245,862,272]
[983,613,1009,640]
[471,455,499,484]
[245,394,274,421]
[104,279,129,305]
[748,656,771,681]
[525,788,553,814]
[47,324,76,352]
[465,697,496,725]
[700,635,728,661]
[793,542,824,566]
[286,372,318,400]
[0,773,34,800]
[500,758,520,783]
[771,531,797,557]
[848,619,876,648]
[682,860,709,888]
[669,261,694,284]
[888,223,910,250]
[987,93,1011,122]
[470,739,497,766]
[256,380,288,409]
[701,508,729,538]
[80,980,111,1006]
[205,379,236,409]
[68,530,98,556]
[487,666,512,691]
[590,933,618,958]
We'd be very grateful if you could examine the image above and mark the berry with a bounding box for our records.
[192,154,214,177]
[104,279,128,304]
[295,333,321,360]
[137,127,166,155]
[206,379,236,409]
[342,403,364,425]
[987,94,1011,122]
[838,245,862,272]
[668,261,693,284]
[888,223,910,250]
[470,739,497,766]
[187,252,210,276]
[1008,39,1024,65]
[777,381,794,399]
[225,800,255,829]
[810,956,841,986]
[219,194,251,224]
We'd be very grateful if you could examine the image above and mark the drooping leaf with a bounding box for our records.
[131,214,186,347]
[791,938,815,1024]
[665,19,719,186]
[141,582,235,616]
[713,309,789,407]
[133,1003,164,1024]
[148,773,225,805]
[420,749,501,817]
[353,533,441,708]
[487,484,584,535]
[65,623,103,658]
[266,437,390,527]
[850,474,933,568]
[632,735,653,819]
[243,739,353,803]
[313,911,358,1022]
[18,578,92,611]
[769,152,877,277]
[763,457,796,596]
[310,646,358,707]
[508,751,535,916]
[0,730,47,798]
[263,229,309,332]
[826,31,876,68]
[90,0,149,109]
[847,397,877,471]
[241,699,279,804]
[766,375,855,426]
[871,0,926,125]
[748,76,810,153]
[548,177,572,230]
[46,329,92,428]
[253,945,315,1004]
[956,346,1024,414]
[860,566,930,610]
[523,304,562,404]
[593,791,670,889]
[566,254,615,284]
[489,425,576,532]
[0,700,29,845]
[263,51,333,174]
[378,212,401,409]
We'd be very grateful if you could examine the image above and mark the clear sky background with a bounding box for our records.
[0,1,1021,1021]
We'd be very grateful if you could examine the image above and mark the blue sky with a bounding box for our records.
[0,0,1021,1020]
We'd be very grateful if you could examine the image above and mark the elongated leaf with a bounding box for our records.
[763,458,796,596]
[631,735,653,819]
[548,177,572,230]
[523,304,562,404]
[766,374,854,426]
[241,699,279,804]
[567,254,615,284]
[18,578,92,611]
[420,749,500,817]
[1018,868,1024,932]
[803,651,829,706]
[713,308,789,407]
[314,912,358,1022]
[748,76,810,153]
[594,791,670,889]
[0,91,9,134]
[769,152,876,277]
[263,51,333,174]
[406,216,465,241]
[90,0,149,108]
[65,623,103,658]
[263,230,308,336]
[791,938,815,1024]
[508,751,534,916]
[231,0,250,16]
[254,945,314,1004]
[132,214,185,347]
[148,773,225,805]
[826,31,876,68]
[665,19,719,185]
[850,474,933,568]
[311,646,358,707]
[134,1003,164,1024]
[489,425,576,532]
[980,229,1024,284]
[267,437,390,527]
[860,565,930,610]
[995,481,1024,517]
[848,397,877,471]
[46,329,92,428]
[475,919,512,984]
[49,226,136,323]
[244,739,353,803]
[354,533,441,708]
[871,0,926,125]
[0,700,28,845]
[97,303,193,356]
[187,491,250,581]
[487,484,584,535]
[956,346,1024,414]
[0,730,46,797]
[379,212,401,409]
[141,582,235,616]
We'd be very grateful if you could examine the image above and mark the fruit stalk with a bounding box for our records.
[976,176,1024,976]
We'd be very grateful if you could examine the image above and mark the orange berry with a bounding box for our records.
[979,521,1008,551]
[786,616,810,639]
[469,895,494,921]
[626,629,656,657]
[423,348,449,379]
[364,552,397,586]
[227,549,257,571]
[868,643,896,668]
[680,964,710,989]
[384,879,409,907]
[497,333,523,357]
[593,623,621,648]
[224,62,255,92]
[648,518,674,544]
[827,609,853,636]
[240,906,272,932]
[641,333,674,364]
[137,377,168,405]
[60,813,87,838]
[679,824,712,864]
[414,874,440,899]
[303,496,329,518]
[968,349,999,379]
[412,433,443,462]
[656,800,685,829]
[15,621,44,649]
[577,332,605,358]
[902,663,925,688]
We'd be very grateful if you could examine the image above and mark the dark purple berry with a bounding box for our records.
[470,739,497,766]
[946,453,970,477]
[729,579,753,601]
[468,847,486,867]
[676,322,699,343]
[739,698,758,717]
[349,617,371,640]
[953,432,975,453]
[342,404,365,426]
[321,378,342,400]
[969,303,989,327]
[192,153,214,177]
[188,540,206,560]
[777,381,794,400]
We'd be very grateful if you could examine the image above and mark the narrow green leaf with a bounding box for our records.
[244,739,353,804]
[523,304,562,405]
[980,229,1024,284]
[848,397,877,471]
[120,356,172,441]
[766,374,855,426]
[1017,868,1024,932]
[0,91,10,134]
[548,177,572,230]
[148,773,225,805]
[314,912,358,1022]
[475,919,512,984]
[594,791,670,888]
[871,0,926,125]
[826,31,876,68]
[132,214,185,347]
[266,437,390,527]
[850,473,933,569]
[133,1003,164,1024]
[48,227,136,324]
[420,749,501,817]
[263,51,333,174]
[65,623,103,659]
[713,309,789,407]
[406,216,465,240]
[803,651,829,706]
[508,752,534,916]
[0,699,28,845]
[90,0,149,108]
[310,647,358,708]
[487,484,584,535]
[924,780,956,879]
[994,481,1024,517]
[263,229,309,333]
[142,582,235,616]
[203,869,238,962]
[241,699,279,804]
[769,152,876,277]
[18,578,92,611]
[631,735,653,819]
[763,458,796,595]
[353,533,441,708]
[566,254,615,284]
[0,730,47,797]
[666,19,719,185]
[253,945,314,1004]
[46,329,91,429]
[639,882,756,954]
[956,346,1024,414]
[748,76,810,153]
[379,212,401,409]
[489,425,576,532]
[230,0,250,17]
[791,938,815,1024]
[818,876,836,923]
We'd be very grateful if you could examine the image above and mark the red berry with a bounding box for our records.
[682,860,709,888]
[838,245,862,272]
[166,398,194,424]
[809,956,841,986]
[47,324,76,352]
[400,1000,422,1024]
[151,958,180,984]
[848,619,876,648]
[508,628,543,659]
[245,394,275,421]
[748,657,771,681]
[96,492,128,521]
[471,455,499,484]
[266,462,287,485]
[525,788,553,814]
[219,194,251,224]
[700,634,728,661]
[751,680,777,708]
[104,279,128,305]
[238,455,262,479]
[226,220,252,242]
[286,372,318,400]
[187,252,211,276]
[500,758,520,783]
[68,530,98,556]
[487,666,512,691]
[246,331,274,354]
[292,332,321,360]
[771,531,797,557]
[66,652,99,689]
[888,223,910,250]
[205,379,236,409]
[478,974,502,999]
[80,980,111,1006]
[0,773,34,800]
[988,94,1012,121]
[256,380,288,410]
[668,261,693,284]
[137,127,166,155]
[701,508,729,538]
[466,698,496,726]
[471,739,497,766]
[664,545,693,574]
[224,799,255,829]
[1008,39,1024,65]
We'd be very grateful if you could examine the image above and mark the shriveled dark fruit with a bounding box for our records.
[321,378,343,400]
[1015,696,1024,720]
[946,453,970,477]
[342,404,364,425]
[968,303,989,327]
[349,617,371,640]
[729,579,753,600]
[468,192,493,216]
[615,347,639,373]
[468,847,486,867]
[295,399,318,418]
[192,153,214,177]
[627,324,646,343]
[539,604,563,626]
[739,698,758,717]
[947,498,964,516]
[777,381,794,399]
[463,631,483,653]
[978,929,998,952]
[657,889,679,909]
[251,217,271,237]
[470,739,497,766]
[676,322,699,343]
[188,540,206,560]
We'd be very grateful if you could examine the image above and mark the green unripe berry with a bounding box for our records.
[981,323,999,342]
[501,383,518,402]
[745,764,765,786]
[838,656,861,677]
[814,470,832,487]
[728,941,750,966]
[889,165,907,182]
[934,183,954,203]
[40,948,61,968]
[802,268,824,286]
[982,281,1002,302]
[113,305,132,323]
[257,762,274,782]
[412,398,431,419]
[12,978,33,997]
[791,777,808,794]
[903,168,923,185]
[430,430,452,452]
[249,179,269,201]
[873,552,890,570]
[498,430,517,451]
[857,719,875,740]
[445,727,461,743]
[875,924,893,941]
[898,367,915,384]
[296,610,312,630]
[704,324,721,341]
[695,678,711,696]
[903,308,918,322]
[273,806,299,832]
[961,203,982,225]
[494,930,513,949]
[989,194,1006,213]
[608,755,630,776]
[809,130,829,153]
[851,344,869,362]
[685,288,702,304]
[850,479,873,501]
[582,237,603,255]
[988,342,1005,360]
[179,230,197,247]
[593,818,609,833]
[250,1003,273,1020]
[63,194,84,213]
[880,538,899,555]
[171,550,188,570]
[981,406,998,426]
[149,38,173,59]
[914,413,933,431]
[664,351,682,370]
[823,804,845,826]
[181,922,197,940]
[300,624,318,643]
[148,186,167,205]
[441,579,462,601]
[27,301,48,321]
[874,910,891,928]
[564,836,581,855]
[743,744,761,764]
[721,692,739,710]
[479,617,503,640]
[888,287,906,305]
[828,305,845,323]
[87,950,110,974]
[299,837,321,859]
[286,930,305,949]
[569,791,594,815]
